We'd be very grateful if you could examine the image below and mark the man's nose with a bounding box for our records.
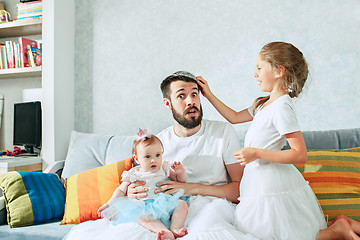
[254,72,258,78]
[186,96,195,106]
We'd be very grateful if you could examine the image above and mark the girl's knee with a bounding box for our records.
[335,215,349,222]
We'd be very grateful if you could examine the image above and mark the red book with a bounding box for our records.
[18,37,38,67]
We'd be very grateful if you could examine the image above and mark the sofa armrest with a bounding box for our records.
[0,196,4,211]
[0,196,6,225]
[44,160,65,174]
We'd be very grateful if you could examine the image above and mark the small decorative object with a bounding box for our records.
[36,53,42,66]
[0,10,11,23]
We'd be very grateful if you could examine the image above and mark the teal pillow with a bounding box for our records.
[0,171,65,227]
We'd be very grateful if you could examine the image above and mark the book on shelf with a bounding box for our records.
[28,46,41,67]
[0,45,8,69]
[17,0,42,21]
[5,41,15,69]
[18,37,38,67]
[0,38,41,70]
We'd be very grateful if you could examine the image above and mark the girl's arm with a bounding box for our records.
[196,76,253,124]
[235,131,307,165]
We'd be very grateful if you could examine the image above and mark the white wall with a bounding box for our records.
[76,0,360,136]
[42,0,75,166]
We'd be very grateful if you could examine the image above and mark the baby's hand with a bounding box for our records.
[171,161,186,175]
[97,203,109,218]
[196,76,212,98]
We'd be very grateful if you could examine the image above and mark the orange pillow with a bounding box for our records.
[61,157,133,224]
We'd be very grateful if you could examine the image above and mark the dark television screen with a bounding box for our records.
[13,101,42,153]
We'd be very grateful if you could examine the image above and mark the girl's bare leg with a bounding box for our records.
[334,215,360,235]
[138,217,175,240]
[319,217,360,240]
[170,200,188,238]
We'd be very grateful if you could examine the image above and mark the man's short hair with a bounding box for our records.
[160,71,198,100]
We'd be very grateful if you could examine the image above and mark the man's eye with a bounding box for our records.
[156,154,160,157]
[192,93,197,97]
[145,155,150,158]
[178,94,184,99]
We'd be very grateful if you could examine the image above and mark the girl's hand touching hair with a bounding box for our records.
[196,76,213,98]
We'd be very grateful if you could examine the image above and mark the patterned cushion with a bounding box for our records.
[0,171,65,227]
[295,147,360,221]
[61,157,133,224]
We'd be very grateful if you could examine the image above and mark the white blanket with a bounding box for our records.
[63,196,258,240]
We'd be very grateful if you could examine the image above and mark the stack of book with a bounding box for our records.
[17,0,42,21]
[0,37,42,69]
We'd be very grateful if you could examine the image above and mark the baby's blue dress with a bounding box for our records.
[101,163,184,228]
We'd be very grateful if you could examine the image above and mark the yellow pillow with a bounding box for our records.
[61,157,133,224]
[295,147,360,221]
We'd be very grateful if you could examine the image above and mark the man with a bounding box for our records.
[127,71,255,239]
[129,71,243,201]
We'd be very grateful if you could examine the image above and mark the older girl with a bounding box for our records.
[197,42,360,240]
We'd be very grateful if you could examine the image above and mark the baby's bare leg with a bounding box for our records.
[138,217,175,240]
[170,200,188,238]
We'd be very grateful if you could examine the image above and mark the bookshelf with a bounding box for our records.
[0,18,42,76]
[0,1,74,169]
[0,66,41,78]
[0,18,42,38]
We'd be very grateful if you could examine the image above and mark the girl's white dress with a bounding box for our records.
[235,95,327,240]
[101,163,183,228]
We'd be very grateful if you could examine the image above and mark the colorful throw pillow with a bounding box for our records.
[295,147,360,221]
[61,157,133,224]
[0,171,65,228]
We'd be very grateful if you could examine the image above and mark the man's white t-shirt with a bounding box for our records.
[157,119,240,186]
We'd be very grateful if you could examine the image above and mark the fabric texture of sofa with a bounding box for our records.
[0,127,359,240]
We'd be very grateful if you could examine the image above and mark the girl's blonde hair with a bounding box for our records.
[253,42,308,110]
[132,134,163,155]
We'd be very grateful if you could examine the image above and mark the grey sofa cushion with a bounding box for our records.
[284,128,360,150]
[0,221,73,240]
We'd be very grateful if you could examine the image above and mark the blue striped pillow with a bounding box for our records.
[0,171,65,227]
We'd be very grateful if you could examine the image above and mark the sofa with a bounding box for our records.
[0,127,359,240]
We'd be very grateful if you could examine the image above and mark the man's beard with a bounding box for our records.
[171,104,203,129]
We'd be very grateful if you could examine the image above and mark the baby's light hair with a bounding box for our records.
[253,42,308,110]
[132,134,163,156]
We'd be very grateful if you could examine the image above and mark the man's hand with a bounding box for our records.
[155,180,196,196]
[127,181,148,199]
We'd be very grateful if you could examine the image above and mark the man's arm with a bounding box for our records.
[155,162,243,203]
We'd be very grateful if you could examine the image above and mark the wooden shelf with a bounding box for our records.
[0,66,42,78]
[0,18,42,38]
[0,156,42,174]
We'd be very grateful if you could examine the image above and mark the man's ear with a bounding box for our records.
[163,98,172,110]
[275,66,285,78]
